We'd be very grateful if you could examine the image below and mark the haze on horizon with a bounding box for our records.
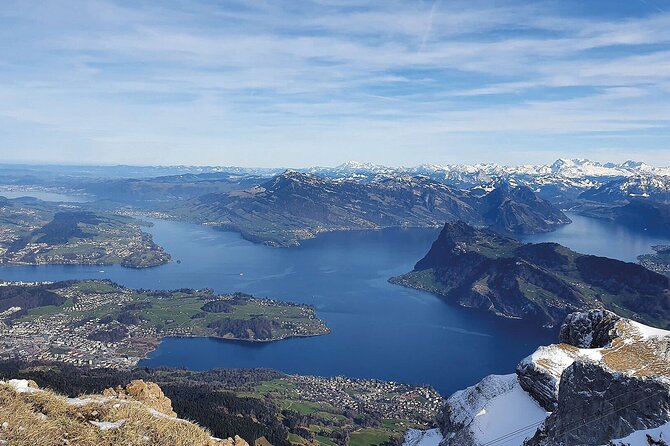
[1,0,669,168]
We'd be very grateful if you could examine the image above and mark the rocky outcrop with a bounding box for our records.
[517,310,621,411]
[219,435,250,446]
[525,361,670,446]
[558,310,620,348]
[437,311,670,446]
[103,379,176,417]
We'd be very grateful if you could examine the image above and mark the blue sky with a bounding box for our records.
[0,0,669,167]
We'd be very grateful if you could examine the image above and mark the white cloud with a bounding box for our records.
[0,0,668,166]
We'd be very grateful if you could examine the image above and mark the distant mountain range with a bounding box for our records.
[390,221,670,327]
[310,158,670,182]
[3,159,669,200]
[304,159,670,203]
[3,158,670,242]
[179,171,570,246]
[580,174,670,203]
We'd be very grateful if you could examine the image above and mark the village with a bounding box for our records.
[288,375,444,422]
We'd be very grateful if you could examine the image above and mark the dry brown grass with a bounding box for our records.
[534,320,670,380]
[600,320,670,378]
[0,382,227,446]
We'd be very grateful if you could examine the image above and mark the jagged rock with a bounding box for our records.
[515,355,560,412]
[524,361,670,446]
[559,310,620,348]
[103,380,176,417]
[517,310,620,411]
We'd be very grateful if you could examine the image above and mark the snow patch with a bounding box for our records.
[605,420,670,445]
[526,344,603,383]
[4,379,39,394]
[403,428,443,446]
[66,396,114,406]
[630,321,670,340]
[89,419,126,431]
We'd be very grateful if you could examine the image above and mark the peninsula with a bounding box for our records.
[0,280,329,368]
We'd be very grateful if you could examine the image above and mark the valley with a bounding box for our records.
[3,0,670,441]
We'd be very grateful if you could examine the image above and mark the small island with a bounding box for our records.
[0,280,329,368]
[0,197,170,268]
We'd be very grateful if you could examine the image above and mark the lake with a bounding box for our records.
[0,213,666,395]
[0,188,91,203]
[522,212,670,263]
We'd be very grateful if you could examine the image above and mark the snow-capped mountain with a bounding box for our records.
[310,159,670,182]
[580,174,670,203]
[305,159,670,203]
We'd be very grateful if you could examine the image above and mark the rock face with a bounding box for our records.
[219,435,250,446]
[391,222,670,327]
[103,379,176,417]
[436,311,670,446]
[558,310,620,348]
[516,310,621,412]
[525,362,670,446]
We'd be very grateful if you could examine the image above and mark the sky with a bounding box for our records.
[0,0,669,168]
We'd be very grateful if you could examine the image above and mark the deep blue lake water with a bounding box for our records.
[523,212,670,263]
[0,212,666,395]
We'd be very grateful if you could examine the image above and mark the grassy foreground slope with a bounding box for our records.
[0,377,244,446]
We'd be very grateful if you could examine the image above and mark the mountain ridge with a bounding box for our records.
[391,221,670,327]
[180,171,569,246]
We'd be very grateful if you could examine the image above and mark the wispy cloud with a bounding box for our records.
[0,0,668,166]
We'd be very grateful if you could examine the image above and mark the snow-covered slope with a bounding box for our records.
[439,374,548,446]
[303,159,670,203]
[606,421,670,445]
[403,428,444,446]
[309,159,670,183]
